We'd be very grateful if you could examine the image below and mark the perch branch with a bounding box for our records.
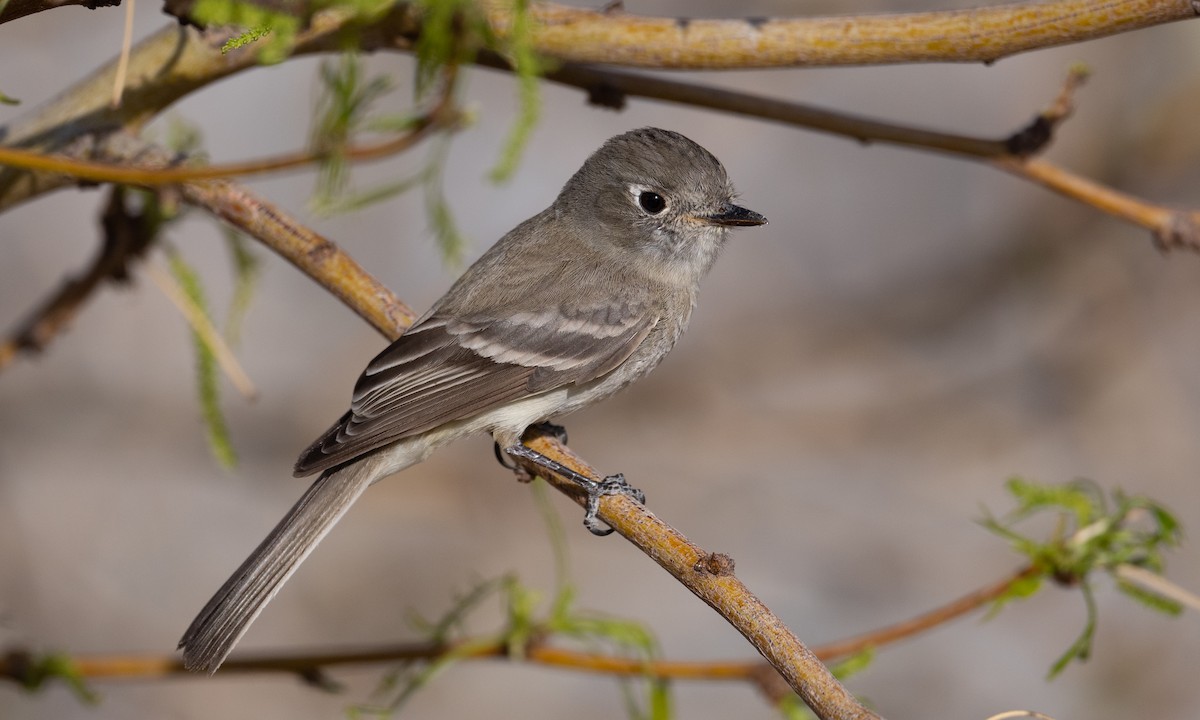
[507,433,880,720]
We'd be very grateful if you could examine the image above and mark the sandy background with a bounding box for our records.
[2,1,1199,719]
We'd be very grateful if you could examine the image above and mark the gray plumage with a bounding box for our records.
[178,127,766,673]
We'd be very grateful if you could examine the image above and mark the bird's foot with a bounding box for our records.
[497,423,568,481]
[581,473,645,536]
[502,444,645,535]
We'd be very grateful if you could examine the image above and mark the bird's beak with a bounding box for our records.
[704,204,768,227]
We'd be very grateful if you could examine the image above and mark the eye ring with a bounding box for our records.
[637,191,667,215]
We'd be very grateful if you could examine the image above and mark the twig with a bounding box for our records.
[0,0,119,25]
[503,60,1199,251]
[993,157,1200,252]
[501,58,1085,159]
[143,260,257,400]
[3,4,1197,253]
[1114,564,1200,613]
[0,186,153,370]
[0,64,453,364]
[0,102,460,187]
[809,565,1038,660]
[510,432,881,720]
[0,562,1042,691]
[179,179,417,338]
[483,0,1200,69]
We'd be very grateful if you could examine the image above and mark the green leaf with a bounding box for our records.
[221,26,273,54]
[167,250,237,469]
[189,0,301,64]
[981,478,1187,677]
[829,647,874,680]
[1047,581,1097,679]
[1115,579,1184,616]
[530,477,571,603]
[413,0,483,96]
[223,229,261,346]
[489,0,545,182]
[423,137,468,266]
[1003,476,1100,524]
[776,695,815,720]
[310,171,427,216]
[647,679,673,720]
[13,652,99,705]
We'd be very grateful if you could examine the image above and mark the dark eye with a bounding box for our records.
[638,191,666,214]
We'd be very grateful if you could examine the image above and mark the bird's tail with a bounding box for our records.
[178,461,375,673]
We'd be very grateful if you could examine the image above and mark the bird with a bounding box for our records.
[178,127,767,673]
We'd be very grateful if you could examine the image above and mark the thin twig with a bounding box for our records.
[0,560,1045,689]
[1114,564,1200,613]
[0,187,152,370]
[993,157,1200,252]
[501,60,1199,251]
[0,70,453,369]
[0,103,461,187]
[144,260,257,400]
[809,565,1038,660]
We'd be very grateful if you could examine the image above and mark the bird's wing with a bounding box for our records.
[293,304,656,476]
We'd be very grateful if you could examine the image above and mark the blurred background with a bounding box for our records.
[2,1,1199,718]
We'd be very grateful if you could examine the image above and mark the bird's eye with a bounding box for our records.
[638,191,666,215]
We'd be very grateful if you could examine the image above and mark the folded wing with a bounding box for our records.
[294,303,655,476]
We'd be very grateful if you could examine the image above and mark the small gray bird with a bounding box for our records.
[178,127,766,672]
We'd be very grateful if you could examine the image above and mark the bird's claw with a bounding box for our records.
[581,473,645,536]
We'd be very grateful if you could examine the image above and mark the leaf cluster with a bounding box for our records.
[981,477,1184,676]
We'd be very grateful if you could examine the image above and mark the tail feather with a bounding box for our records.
[178,462,374,673]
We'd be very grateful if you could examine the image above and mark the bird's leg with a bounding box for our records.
[494,422,569,477]
[531,421,569,445]
[503,443,645,536]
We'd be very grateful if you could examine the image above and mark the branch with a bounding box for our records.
[485,59,1199,252]
[483,0,1200,68]
[0,6,423,210]
[0,129,426,370]
[178,178,417,338]
[4,4,1198,254]
[0,62,458,370]
[0,562,1039,711]
[810,565,1037,660]
[508,434,879,720]
[160,169,874,719]
[0,0,117,25]
[0,102,459,186]
[0,185,154,370]
[994,157,1200,252]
